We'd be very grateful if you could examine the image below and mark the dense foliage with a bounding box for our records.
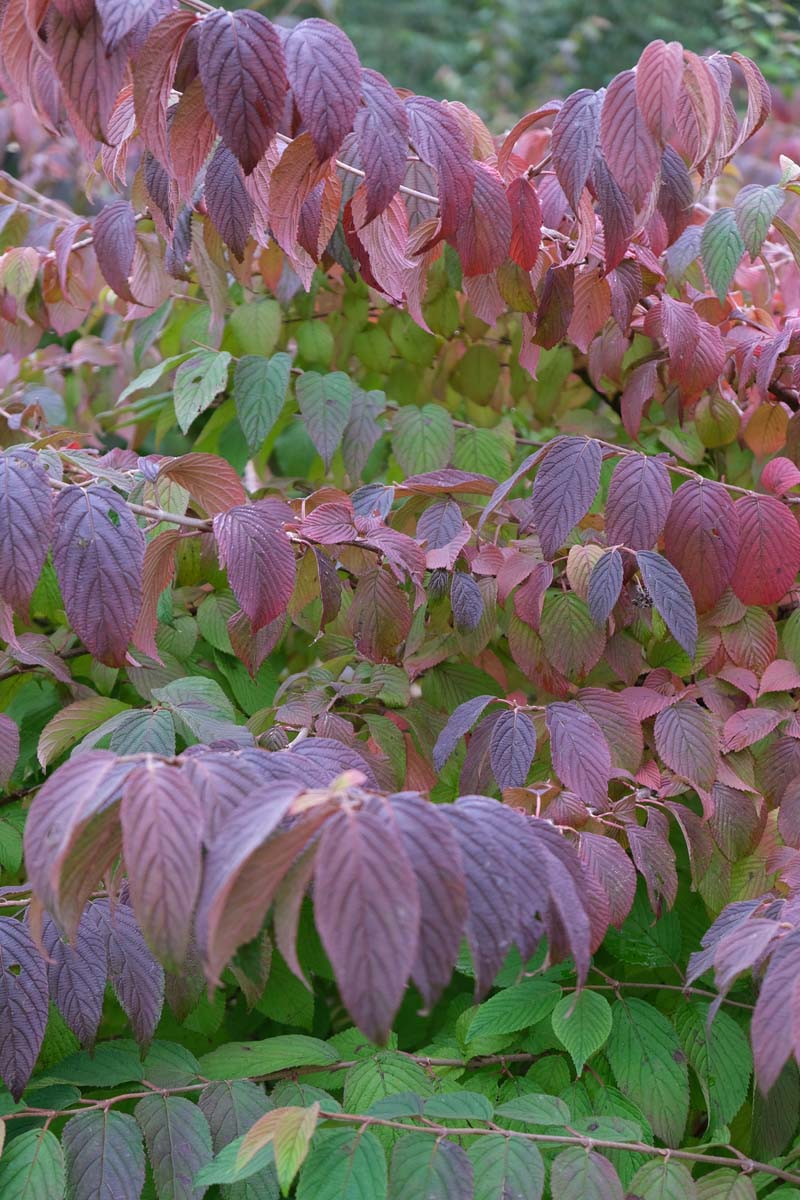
[2,1,800,1197]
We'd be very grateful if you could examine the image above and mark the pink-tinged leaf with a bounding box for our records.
[0,715,19,789]
[204,145,254,262]
[588,549,623,626]
[452,161,511,276]
[761,457,800,497]
[546,701,612,810]
[356,68,410,223]
[315,800,420,1042]
[593,154,635,273]
[637,551,698,658]
[198,8,287,175]
[0,449,52,615]
[285,18,360,161]
[405,96,476,242]
[489,709,537,790]
[722,707,784,752]
[567,267,611,354]
[52,485,145,667]
[578,688,643,774]
[578,832,637,926]
[760,659,800,696]
[170,77,217,202]
[400,469,498,496]
[626,811,678,912]
[135,1094,213,1198]
[47,8,128,143]
[93,200,137,303]
[417,498,463,551]
[433,695,497,771]
[97,0,163,50]
[722,607,777,675]
[0,918,48,1100]
[133,12,198,171]
[514,561,553,632]
[95,900,164,1047]
[778,778,800,848]
[349,567,412,662]
[600,68,660,210]
[214,501,296,632]
[131,529,180,661]
[531,437,602,558]
[120,762,203,970]
[507,176,541,271]
[606,455,672,550]
[41,907,106,1047]
[658,145,695,243]
[731,494,800,606]
[654,699,718,791]
[389,794,467,1009]
[663,479,739,613]
[551,88,601,211]
[635,40,683,143]
[351,189,413,301]
[752,928,800,1093]
[620,360,657,441]
[657,296,725,400]
[63,1109,146,1200]
[729,52,771,155]
[157,453,247,516]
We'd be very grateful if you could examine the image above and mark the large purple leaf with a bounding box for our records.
[93,200,137,303]
[120,761,203,970]
[531,437,602,558]
[135,1094,213,1198]
[213,501,296,632]
[204,143,254,261]
[752,928,800,1093]
[63,1110,146,1200]
[356,69,410,222]
[284,18,361,161]
[405,96,476,242]
[314,799,421,1042]
[41,907,107,1047]
[52,485,145,667]
[0,918,48,1100]
[551,88,601,210]
[605,455,672,549]
[94,899,164,1048]
[489,709,537,790]
[637,550,698,659]
[0,449,53,615]
[546,701,612,811]
[97,0,164,50]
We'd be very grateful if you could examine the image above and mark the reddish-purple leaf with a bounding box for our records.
[606,455,672,549]
[285,18,361,161]
[663,479,739,613]
[315,800,420,1042]
[760,659,800,695]
[198,8,287,175]
[52,485,145,667]
[417,498,463,550]
[157,453,247,516]
[0,715,19,790]
[134,11,198,172]
[0,918,48,1100]
[451,571,484,632]
[593,153,635,273]
[204,144,254,262]
[626,810,678,912]
[63,1109,146,1200]
[489,709,537,790]
[41,907,107,1047]
[658,145,695,243]
[47,8,128,143]
[722,707,784,752]
[356,69,410,223]
[433,695,497,772]
[95,899,164,1048]
[453,161,511,276]
[577,688,643,774]
[551,88,602,210]
[93,200,138,303]
[390,1135,473,1200]
[120,762,203,970]
[654,700,718,791]
[578,832,637,926]
[546,701,612,810]
[637,550,698,658]
[531,437,602,558]
[0,449,53,615]
[213,501,296,632]
[534,264,575,350]
[588,549,623,626]
[778,778,800,848]
[97,0,163,50]
[349,567,412,662]
[600,69,660,210]
[731,494,800,607]
[405,96,476,242]
[507,175,542,271]
[635,40,683,143]
[752,928,800,1093]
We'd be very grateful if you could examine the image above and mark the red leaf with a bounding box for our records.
[593,154,635,272]
[405,96,476,242]
[659,295,725,400]
[567,267,611,354]
[452,161,511,276]
[550,88,601,211]
[663,479,739,613]
[620,360,657,441]
[52,485,145,667]
[729,52,771,155]
[760,457,800,497]
[169,77,217,202]
[606,454,672,550]
[198,8,287,175]
[356,69,409,223]
[731,494,800,606]
[349,567,411,662]
[213,501,296,632]
[578,832,637,927]
[315,800,420,1042]
[93,200,137,303]
[0,448,53,615]
[157,453,247,516]
[133,10,197,169]
[654,699,718,791]
[507,176,541,271]
[600,68,660,210]
[47,8,128,143]
[546,701,612,810]
[204,144,254,262]
[284,18,361,161]
[531,436,602,558]
[635,40,683,143]
[722,707,784,752]
[489,709,537,790]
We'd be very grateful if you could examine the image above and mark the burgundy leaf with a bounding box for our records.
[637,550,698,658]
[52,485,145,667]
[577,687,643,774]
[356,68,410,223]
[0,715,19,790]
[0,918,48,1100]
[489,709,537,790]
[198,8,287,175]
[626,811,678,912]
[285,18,361,161]
[47,8,128,143]
[600,68,660,210]
[157,453,247,516]
[658,145,695,243]
[551,88,602,210]
[663,479,739,613]
[41,907,107,1047]
[213,501,296,632]
[93,200,138,303]
[507,175,542,271]
[578,832,637,927]
[134,11,198,172]
[606,455,672,549]
[405,96,476,242]
[120,761,203,970]
[546,701,612,810]
[593,153,635,273]
[778,778,800,849]
[451,571,484,632]
[654,699,718,792]
[731,494,800,607]
[95,900,165,1047]
[314,800,420,1042]
[534,265,575,350]
[588,549,623,626]
[0,448,53,615]
[452,161,512,276]
[349,567,412,662]
[635,39,683,143]
[531,437,602,558]
[204,144,254,262]
[722,707,784,752]
[97,0,163,50]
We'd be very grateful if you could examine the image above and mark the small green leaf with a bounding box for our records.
[296,1128,388,1200]
[117,352,193,405]
[466,979,562,1042]
[198,1036,338,1081]
[628,1158,697,1199]
[494,1093,570,1126]
[551,990,613,1074]
[0,1128,65,1199]
[423,1092,493,1121]
[392,404,454,474]
[174,350,232,434]
[234,352,292,452]
[700,209,745,301]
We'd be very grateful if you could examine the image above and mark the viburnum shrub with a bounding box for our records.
[2,2,800,1196]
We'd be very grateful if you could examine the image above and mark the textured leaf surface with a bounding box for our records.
[214,501,296,631]
[135,1093,213,1200]
[731,494,800,606]
[550,1147,623,1200]
[296,372,353,469]
[174,351,232,434]
[637,550,698,657]
[389,1134,473,1200]
[285,19,361,161]
[468,1135,544,1200]
[63,1110,146,1200]
[488,709,537,790]
[42,908,106,1047]
[296,1128,387,1200]
[701,208,745,301]
[654,700,718,792]
[606,998,689,1145]
[0,449,53,614]
[600,69,660,209]
[0,919,48,1100]
[531,437,602,558]
[546,701,612,810]
[393,404,454,475]
[95,900,165,1047]
[234,353,292,452]
[551,989,613,1074]
[606,455,672,549]
[663,480,739,612]
[588,549,623,626]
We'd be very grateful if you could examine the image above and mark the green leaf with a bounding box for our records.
[343,1052,433,1114]
[41,1041,143,1087]
[0,1128,65,1199]
[142,1041,201,1089]
[174,350,232,434]
[117,353,193,405]
[605,999,689,1146]
[135,1093,213,1199]
[627,1159,697,1199]
[388,1133,472,1200]
[237,1105,318,1194]
[37,696,129,767]
[296,1128,387,1200]
[199,1036,338,1081]
[468,1134,544,1200]
[234,353,292,452]
[694,1169,756,1199]
[229,300,281,357]
[466,979,562,1042]
[700,209,745,301]
[194,1136,276,1188]
[452,427,509,479]
[295,372,353,469]
[673,1003,751,1131]
[392,404,454,474]
[550,1147,624,1200]
[551,990,613,1074]
[451,346,500,402]
[152,676,245,745]
[733,184,784,259]
[423,1093,493,1121]
[493,1094,570,1126]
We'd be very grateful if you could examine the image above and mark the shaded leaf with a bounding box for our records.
[636,551,697,658]
[135,1093,213,1200]
[389,1134,473,1200]
[0,449,53,614]
[63,1109,146,1200]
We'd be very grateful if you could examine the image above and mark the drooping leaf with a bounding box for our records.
[674,1002,752,1130]
[488,709,537,790]
[450,571,484,632]
[0,449,53,614]
[605,998,689,1145]
[654,700,718,792]
[135,1093,213,1200]
[95,899,165,1048]
[349,568,412,662]
[93,199,137,303]
[48,9,128,143]
[751,928,800,1093]
[507,176,542,272]
[284,19,361,161]
[636,550,698,658]
[0,918,48,1100]
[204,144,255,261]
[635,39,684,143]
[213,501,296,631]
[405,97,476,242]
[600,68,660,210]
[0,715,20,790]
[588,549,623,626]
[701,208,745,301]
[551,88,601,211]
[41,907,107,1047]
[546,701,612,810]
[62,1109,146,1200]
[531,437,602,558]
[356,69,410,223]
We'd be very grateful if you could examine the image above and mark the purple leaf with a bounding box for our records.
[204,144,254,261]
[284,18,361,161]
[94,900,164,1048]
[637,550,698,658]
[551,88,601,210]
[356,69,410,222]
[546,701,612,811]
[433,695,496,772]
[531,437,602,558]
[752,929,800,1093]
[390,1134,473,1200]
[605,455,672,549]
[97,0,163,50]
[451,572,483,632]
[63,1110,146,1200]
[135,1094,213,1197]
[551,1147,624,1200]
[417,498,464,549]
[213,501,296,632]
[489,709,537,790]
[587,549,623,626]
[405,96,476,242]
[0,448,53,615]
[93,200,138,303]
[41,907,107,1047]
[52,485,145,667]
[0,715,19,790]
[0,918,48,1100]
[654,700,718,792]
